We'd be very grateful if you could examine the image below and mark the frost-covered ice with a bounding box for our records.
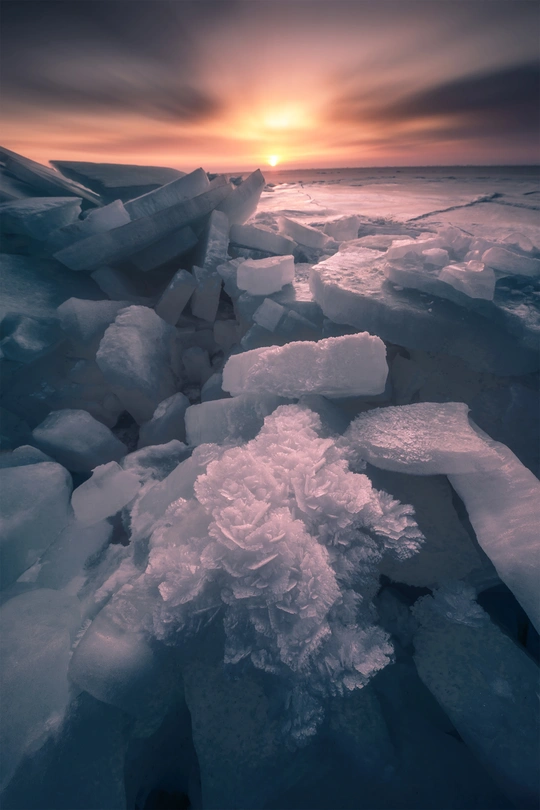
[32,409,127,472]
[0,197,82,241]
[185,393,286,445]
[138,392,190,448]
[71,461,140,526]
[230,223,296,255]
[223,333,388,398]
[278,215,330,249]
[124,167,209,219]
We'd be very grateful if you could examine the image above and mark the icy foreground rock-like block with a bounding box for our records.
[438,261,495,300]
[32,409,127,472]
[0,445,53,468]
[345,403,501,475]
[71,461,140,526]
[190,266,223,322]
[309,247,539,374]
[0,462,72,589]
[0,589,81,792]
[482,246,540,278]
[0,197,82,241]
[185,394,286,445]
[57,297,132,356]
[223,334,388,398]
[229,224,296,255]
[124,167,209,219]
[47,199,131,252]
[129,226,197,272]
[278,216,330,249]
[237,255,295,295]
[96,305,183,424]
[154,268,197,325]
[217,169,265,226]
[54,180,231,272]
[413,586,540,808]
[138,392,190,448]
[323,215,361,242]
[449,440,540,633]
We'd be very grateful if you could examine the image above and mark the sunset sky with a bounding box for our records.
[1,0,538,171]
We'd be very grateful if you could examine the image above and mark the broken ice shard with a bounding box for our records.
[32,409,127,472]
[482,246,540,277]
[137,392,190,447]
[229,224,296,255]
[217,169,265,225]
[190,267,223,322]
[278,216,330,249]
[154,269,197,325]
[57,297,132,358]
[222,333,387,398]
[124,167,210,219]
[438,261,495,300]
[323,215,361,242]
[96,305,183,424]
[51,159,184,203]
[129,226,197,272]
[0,197,82,241]
[237,255,295,295]
[54,181,232,272]
[46,199,131,252]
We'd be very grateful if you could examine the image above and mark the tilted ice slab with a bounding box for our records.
[346,403,540,632]
[46,200,131,252]
[278,216,330,249]
[0,147,101,206]
[0,197,82,241]
[449,439,540,633]
[54,180,231,272]
[217,169,265,226]
[51,159,184,203]
[413,584,540,808]
[345,403,501,475]
[237,255,295,295]
[230,223,296,255]
[124,167,209,220]
[71,461,140,526]
[185,393,286,445]
[309,247,539,374]
[223,333,387,398]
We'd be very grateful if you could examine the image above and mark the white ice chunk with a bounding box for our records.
[124,167,210,219]
[71,461,140,526]
[237,255,295,295]
[345,402,501,475]
[32,409,127,472]
[0,590,82,791]
[96,305,183,424]
[323,215,361,242]
[0,462,72,588]
[185,394,286,445]
[0,197,82,241]
[122,440,190,483]
[0,445,53,468]
[217,169,265,226]
[223,333,387,398]
[385,237,444,261]
[422,248,450,267]
[449,440,540,633]
[155,268,197,325]
[277,216,330,249]
[252,298,287,332]
[138,392,190,448]
[229,224,296,255]
[413,586,540,807]
[438,261,496,300]
[502,232,536,254]
[481,246,540,278]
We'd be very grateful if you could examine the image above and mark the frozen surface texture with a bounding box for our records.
[32,409,127,472]
[223,334,388,398]
[237,255,295,295]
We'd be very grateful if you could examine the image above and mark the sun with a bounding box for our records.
[267,155,280,167]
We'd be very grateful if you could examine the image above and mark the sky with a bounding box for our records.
[1,0,539,171]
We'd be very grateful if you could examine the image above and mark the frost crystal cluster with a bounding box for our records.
[142,405,423,741]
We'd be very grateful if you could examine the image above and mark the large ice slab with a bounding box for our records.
[0,589,81,791]
[71,461,140,526]
[345,403,501,475]
[96,305,183,423]
[223,333,387,398]
[154,269,197,325]
[323,215,361,242]
[0,462,72,588]
[237,255,295,295]
[0,197,82,241]
[51,160,184,203]
[124,167,209,219]
[128,226,197,273]
[0,255,103,322]
[185,393,286,445]
[482,246,540,278]
[196,209,230,273]
[54,180,232,272]
[449,439,540,633]
[190,266,223,322]
[47,200,131,252]
[229,224,296,255]
[57,298,132,357]
[217,169,265,225]
[32,409,127,472]
[309,247,539,374]
[413,585,540,808]
[0,147,101,206]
